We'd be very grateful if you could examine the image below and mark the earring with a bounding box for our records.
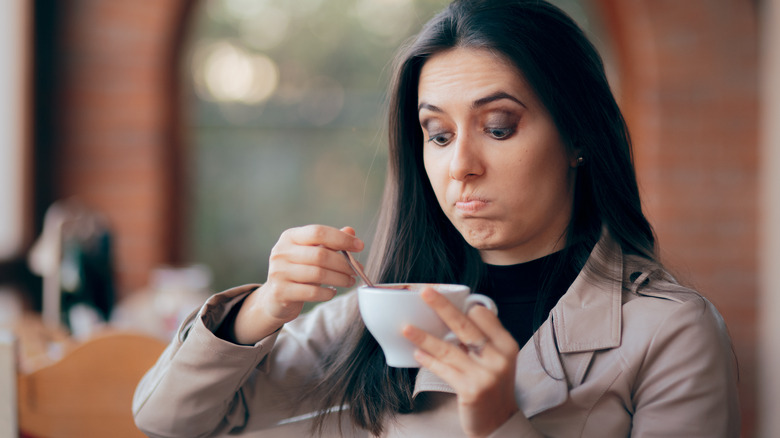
[576,156,584,166]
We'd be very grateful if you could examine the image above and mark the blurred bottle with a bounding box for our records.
[28,199,116,340]
[58,226,115,339]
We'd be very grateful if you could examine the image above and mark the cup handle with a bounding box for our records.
[464,293,498,316]
[442,294,498,345]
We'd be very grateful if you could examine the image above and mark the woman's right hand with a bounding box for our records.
[230,225,364,345]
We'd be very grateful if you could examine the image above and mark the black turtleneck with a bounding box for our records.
[479,250,579,347]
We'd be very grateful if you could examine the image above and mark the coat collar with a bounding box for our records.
[551,229,623,353]
[514,229,625,416]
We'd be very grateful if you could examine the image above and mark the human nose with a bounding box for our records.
[448,133,484,180]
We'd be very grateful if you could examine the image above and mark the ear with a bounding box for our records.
[569,147,584,168]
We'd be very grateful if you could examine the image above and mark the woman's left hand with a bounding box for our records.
[402,287,521,438]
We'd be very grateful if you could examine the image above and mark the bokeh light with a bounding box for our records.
[193,41,279,104]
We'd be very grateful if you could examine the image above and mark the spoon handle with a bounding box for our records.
[341,251,375,288]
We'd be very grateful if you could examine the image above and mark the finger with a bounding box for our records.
[413,348,465,384]
[411,347,497,406]
[412,345,506,396]
[285,225,364,252]
[402,324,475,374]
[273,283,338,304]
[467,306,520,355]
[420,288,485,345]
[273,263,356,289]
[276,245,357,277]
[339,227,368,270]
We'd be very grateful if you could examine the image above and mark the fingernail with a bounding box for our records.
[402,325,420,341]
[414,349,429,363]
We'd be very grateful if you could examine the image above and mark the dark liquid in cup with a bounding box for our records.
[382,284,413,290]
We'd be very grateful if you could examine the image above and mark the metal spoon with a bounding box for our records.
[341,250,375,288]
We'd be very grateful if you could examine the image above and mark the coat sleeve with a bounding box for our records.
[630,296,740,437]
[132,284,359,438]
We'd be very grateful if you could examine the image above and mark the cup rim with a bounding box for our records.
[357,283,469,294]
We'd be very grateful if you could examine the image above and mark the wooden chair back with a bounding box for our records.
[17,332,166,438]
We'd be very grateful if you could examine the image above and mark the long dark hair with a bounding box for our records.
[308,0,656,434]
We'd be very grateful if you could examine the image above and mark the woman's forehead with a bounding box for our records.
[417,47,538,108]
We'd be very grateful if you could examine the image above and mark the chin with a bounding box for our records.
[459,226,501,250]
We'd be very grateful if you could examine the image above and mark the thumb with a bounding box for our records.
[340,226,357,237]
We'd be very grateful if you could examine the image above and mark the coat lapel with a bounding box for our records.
[516,229,624,417]
[514,317,568,417]
[552,233,623,353]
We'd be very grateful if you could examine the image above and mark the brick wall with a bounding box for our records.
[46,0,759,434]
[46,0,193,299]
[599,0,758,435]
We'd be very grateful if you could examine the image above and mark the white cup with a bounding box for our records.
[357,283,497,368]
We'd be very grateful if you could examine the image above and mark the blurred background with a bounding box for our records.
[0,0,776,436]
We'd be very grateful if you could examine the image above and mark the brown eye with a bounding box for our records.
[428,132,454,146]
[485,127,514,139]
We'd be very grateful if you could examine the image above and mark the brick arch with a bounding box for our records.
[50,0,197,297]
[595,0,758,435]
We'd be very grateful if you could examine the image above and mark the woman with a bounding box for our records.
[134,1,740,436]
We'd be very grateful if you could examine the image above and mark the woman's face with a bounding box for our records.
[418,47,578,265]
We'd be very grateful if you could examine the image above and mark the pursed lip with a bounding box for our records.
[454,196,490,213]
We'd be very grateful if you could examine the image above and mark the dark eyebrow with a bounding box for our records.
[472,91,527,109]
[418,102,443,113]
[418,91,527,114]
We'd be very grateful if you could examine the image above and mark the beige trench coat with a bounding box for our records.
[133,233,740,437]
